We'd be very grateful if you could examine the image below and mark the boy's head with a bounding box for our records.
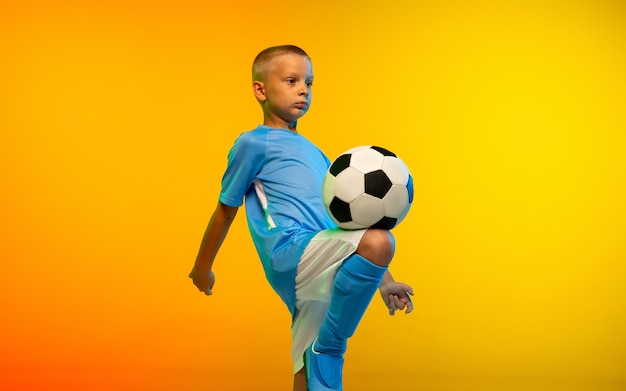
[252,45,310,82]
[252,45,313,131]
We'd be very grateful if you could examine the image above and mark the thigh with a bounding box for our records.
[295,227,367,302]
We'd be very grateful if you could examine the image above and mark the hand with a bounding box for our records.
[189,265,215,295]
[379,281,414,315]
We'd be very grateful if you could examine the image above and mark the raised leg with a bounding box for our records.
[305,229,395,390]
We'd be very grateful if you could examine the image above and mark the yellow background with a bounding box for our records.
[1,1,625,390]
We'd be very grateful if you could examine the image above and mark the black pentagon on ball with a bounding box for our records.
[329,154,351,176]
[371,216,398,230]
[371,146,396,157]
[329,197,352,222]
[364,170,392,199]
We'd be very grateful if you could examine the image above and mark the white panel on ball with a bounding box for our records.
[350,194,385,227]
[321,171,336,207]
[334,167,365,202]
[382,185,410,217]
[349,148,385,173]
[381,157,410,185]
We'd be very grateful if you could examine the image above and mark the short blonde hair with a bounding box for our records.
[252,45,310,82]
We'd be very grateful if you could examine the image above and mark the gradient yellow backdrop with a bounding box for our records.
[1,1,625,390]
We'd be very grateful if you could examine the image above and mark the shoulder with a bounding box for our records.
[229,127,266,152]
[225,127,270,168]
[236,127,266,142]
[233,127,271,149]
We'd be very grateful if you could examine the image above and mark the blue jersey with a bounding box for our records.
[219,125,336,315]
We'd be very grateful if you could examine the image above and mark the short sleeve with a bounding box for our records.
[219,132,266,207]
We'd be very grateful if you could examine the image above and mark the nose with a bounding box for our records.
[299,83,310,97]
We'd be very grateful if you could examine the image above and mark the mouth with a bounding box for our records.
[295,102,308,109]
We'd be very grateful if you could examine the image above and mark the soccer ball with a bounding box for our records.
[322,146,414,230]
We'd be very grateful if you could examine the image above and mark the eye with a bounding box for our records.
[286,78,296,84]
[306,81,313,87]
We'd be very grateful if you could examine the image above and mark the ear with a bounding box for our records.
[252,80,266,102]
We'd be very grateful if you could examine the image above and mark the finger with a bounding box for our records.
[405,291,414,313]
[388,294,397,316]
[393,295,405,311]
[404,297,414,314]
[405,290,413,304]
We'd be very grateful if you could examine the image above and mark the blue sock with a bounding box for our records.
[315,254,388,356]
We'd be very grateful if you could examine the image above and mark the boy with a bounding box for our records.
[189,45,414,391]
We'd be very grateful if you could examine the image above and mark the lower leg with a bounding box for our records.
[304,229,395,390]
[293,368,307,391]
[315,229,395,355]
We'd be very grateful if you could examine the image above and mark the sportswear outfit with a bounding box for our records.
[219,125,386,380]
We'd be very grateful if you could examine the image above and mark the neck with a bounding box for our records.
[263,117,298,133]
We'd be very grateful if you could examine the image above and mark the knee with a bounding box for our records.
[356,229,395,267]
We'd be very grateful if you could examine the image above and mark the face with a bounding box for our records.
[255,53,313,129]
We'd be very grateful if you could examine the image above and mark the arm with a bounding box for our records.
[189,201,239,295]
[379,270,415,315]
